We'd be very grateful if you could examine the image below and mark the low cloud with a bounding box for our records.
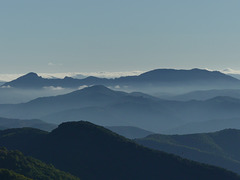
[48,62,54,66]
[78,85,89,90]
[48,62,63,66]
[43,86,65,90]
[221,68,240,74]
[80,71,144,79]
[0,74,24,82]
[1,85,11,88]
[0,71,144,82]
[114,85,120,89]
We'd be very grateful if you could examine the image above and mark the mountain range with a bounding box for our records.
[135,129,240,175]
[2,69,240,93]
[0,121,239,180]
[0,86,72,104]
[1,85,240,133]
[2,68,240,104]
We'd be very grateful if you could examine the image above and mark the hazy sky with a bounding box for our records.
[1,0,240,74]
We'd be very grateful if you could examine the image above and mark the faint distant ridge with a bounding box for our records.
[106,126,154,139]
[76,84,124,95]
[0,117,56,131]
[4,85,240,132]
[136,68,239,82]
[2,72,81,89]
[2,72,45,88]
[2,68,240,89]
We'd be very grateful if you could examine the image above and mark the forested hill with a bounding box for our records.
[0,121,239,180]
[0,147,79,180]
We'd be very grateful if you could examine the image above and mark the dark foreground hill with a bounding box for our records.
[136,129,240,174]
[0,169,31,180]
[0,147,79,180]
[0,121,239,180]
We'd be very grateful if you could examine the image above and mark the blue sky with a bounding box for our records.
[1,0,240,74]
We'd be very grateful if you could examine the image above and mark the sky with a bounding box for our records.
[1,0,240,74]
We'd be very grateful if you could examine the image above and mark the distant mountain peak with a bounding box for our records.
[1,72,44,89]
[27,72,38,75]
[16,72,42,81]
[66,85,126,98]
[85,85,110,90]
[23,72,39,77]
[50,121,116,139]
[63,76,74,80]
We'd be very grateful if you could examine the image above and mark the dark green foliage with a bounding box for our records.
[0,147,79,180]
[0,169,31,180]
[136,129,240,174]
[0,121,239,180]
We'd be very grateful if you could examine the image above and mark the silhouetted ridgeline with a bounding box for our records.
[2,69,240,89]
[136,129,240,174]
[0,121,239,180]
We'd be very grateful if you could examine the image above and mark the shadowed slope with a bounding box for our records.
[0,147,79,180]
[136,129,240,174]
[0,121,239,180]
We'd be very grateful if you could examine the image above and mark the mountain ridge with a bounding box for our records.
[135,128,240,174]
[0,121,239,180]
[3,68,240,90]
[2,85,240,133]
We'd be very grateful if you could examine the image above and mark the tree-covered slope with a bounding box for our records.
[136,129,240,174]
[0,169,31,180]
[0,147,79,180]
[0,121,239,180]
